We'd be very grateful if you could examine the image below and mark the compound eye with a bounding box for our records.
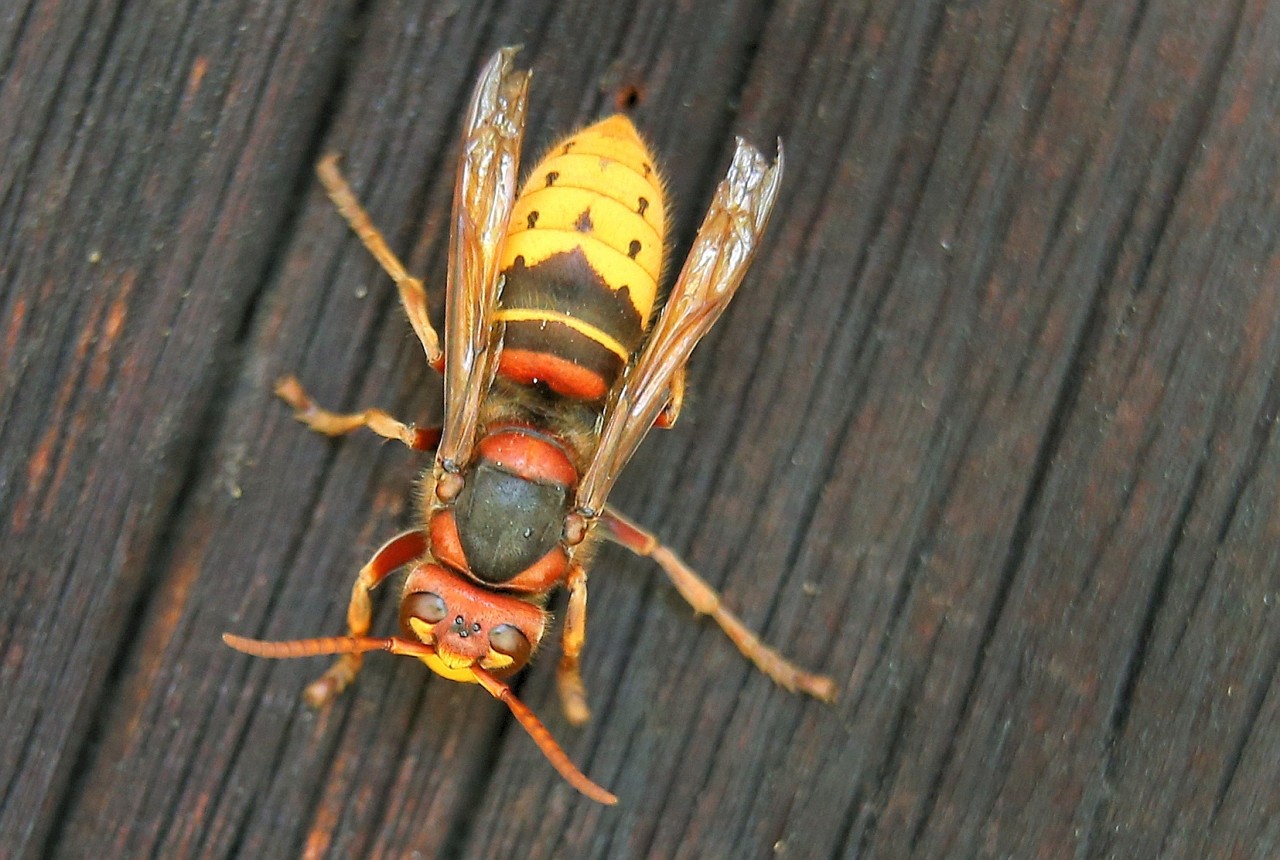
[489,624,531,664]
[401,591,448,627]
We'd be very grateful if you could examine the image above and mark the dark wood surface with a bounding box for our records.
[4,0,1279,857]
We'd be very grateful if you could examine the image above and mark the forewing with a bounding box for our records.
[437,48,530,472]
[575,139,784,516]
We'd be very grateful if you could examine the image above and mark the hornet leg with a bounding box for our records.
[557,563,592,725]
[599,507,836,702]
[317,154,443,370]
[303,529,428,706]
[275,375,441,452]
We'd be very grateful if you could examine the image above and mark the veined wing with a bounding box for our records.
[575,138,784,517]
[437,47,530,473]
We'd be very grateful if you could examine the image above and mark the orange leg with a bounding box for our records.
[316,154,443,370]
[599,507,837,702]
[557,563,592,725]
[275,375,441,452]
[303,529,427,706]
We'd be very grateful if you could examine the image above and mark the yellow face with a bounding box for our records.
[417,651,480,684]
[406,615,518,684]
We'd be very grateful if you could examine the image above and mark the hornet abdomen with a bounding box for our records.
[497,115,667,401]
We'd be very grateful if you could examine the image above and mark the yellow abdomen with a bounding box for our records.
[496,115,668,400]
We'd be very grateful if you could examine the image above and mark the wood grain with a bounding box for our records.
[2,0,1278,857]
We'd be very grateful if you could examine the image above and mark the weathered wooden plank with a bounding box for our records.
[876,1,1280,856]
[0,0,359,855]
[2,0,1277,857]
[34,4,514,857]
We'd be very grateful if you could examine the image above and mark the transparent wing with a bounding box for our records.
[437,47,530,473]
[575,138,784,516]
